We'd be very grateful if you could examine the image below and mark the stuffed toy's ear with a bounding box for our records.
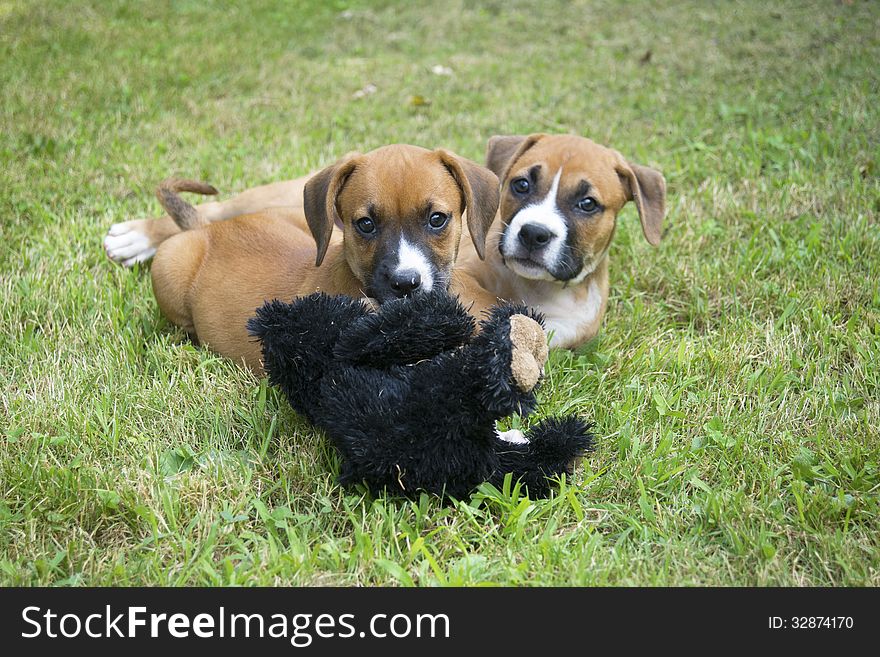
[302,152,363,266]
[333,290,475,368]
[484,133,546,182]
[614,153,666,246]
[435,150,500,260]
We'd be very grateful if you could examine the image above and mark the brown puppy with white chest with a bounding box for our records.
[455,133,666,348]
[149,144,500,372]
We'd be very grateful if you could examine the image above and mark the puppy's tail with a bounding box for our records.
[156,178,219,231]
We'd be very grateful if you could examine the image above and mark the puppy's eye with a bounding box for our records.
[355,217,376,235]
[576,197,600,214]
[428,212,449,230]
[511,178,530,195]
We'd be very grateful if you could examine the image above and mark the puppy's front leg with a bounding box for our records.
[449,270,506,321]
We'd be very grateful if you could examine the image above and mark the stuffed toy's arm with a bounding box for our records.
[491,416,595,498]
[462,303,549,419]
[247,293,371,421]
[332,290,476,368]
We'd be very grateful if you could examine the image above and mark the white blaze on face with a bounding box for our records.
[395,236,434,291]
[502,168,568,277]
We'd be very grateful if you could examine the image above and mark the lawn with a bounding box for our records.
[1,0,878,586]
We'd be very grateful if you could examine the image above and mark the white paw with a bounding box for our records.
[497,428,529,444]
[104,224,156,267]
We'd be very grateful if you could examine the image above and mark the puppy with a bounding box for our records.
[454,133,666,348]
[148,144,500,372]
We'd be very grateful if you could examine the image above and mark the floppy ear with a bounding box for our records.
[302,153,362,266]
[485,133,546,181]
[615,156,666,247]
[437,150,500,260]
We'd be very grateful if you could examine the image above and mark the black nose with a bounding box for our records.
[518,223,554,250]
[390,270,422,297]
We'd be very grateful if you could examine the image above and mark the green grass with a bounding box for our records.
[1,0,879,586]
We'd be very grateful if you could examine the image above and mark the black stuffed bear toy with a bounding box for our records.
[248,291,594,499]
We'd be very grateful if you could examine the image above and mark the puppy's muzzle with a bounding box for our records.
[372,262,433,302]
[372,268,424,302]
[371,236,438,303]
[518,222,556,252]
[390,269,422,297]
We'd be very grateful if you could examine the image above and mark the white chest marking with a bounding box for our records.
[517,280,602,348]
[395,237,434,291]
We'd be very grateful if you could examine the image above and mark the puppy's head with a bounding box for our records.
[303,145,499,303]
[486,134,666,284]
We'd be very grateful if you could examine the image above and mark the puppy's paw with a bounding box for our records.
[509,314,549,392]
[103,220,156,267]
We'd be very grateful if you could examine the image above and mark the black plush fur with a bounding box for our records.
[248,291,594,499]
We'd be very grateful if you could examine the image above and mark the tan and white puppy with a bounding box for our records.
[147,144,500,372]
[455,133,666,348]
